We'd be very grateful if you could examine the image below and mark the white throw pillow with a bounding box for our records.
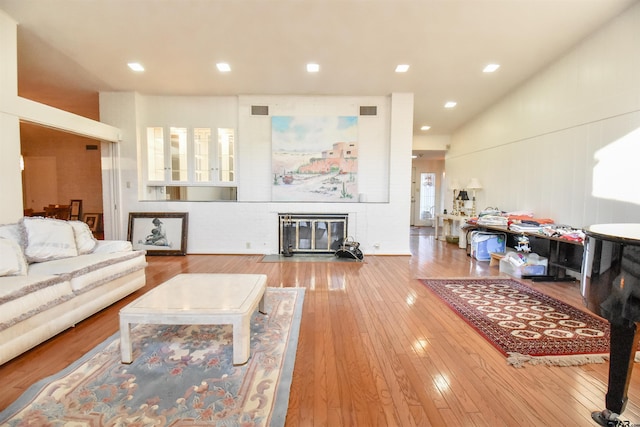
[0,222,24,248]
[0,237,28,276]
[22,217,78,263]
[69,220,98,254]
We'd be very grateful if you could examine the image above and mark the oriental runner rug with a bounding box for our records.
[0,287,304,426]
[420,278,616,367]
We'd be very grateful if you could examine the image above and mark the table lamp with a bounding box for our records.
[456,190,469,216]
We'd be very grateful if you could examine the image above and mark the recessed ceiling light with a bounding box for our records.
[395,64,410,73]
[444,101,457,108]
[420,125,431,131]
[307,63,320,73]
[127,62,144,72]
[216,63,231,72]
[483,64,500,73]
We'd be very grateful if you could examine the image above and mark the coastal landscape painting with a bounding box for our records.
[272,116,358,202]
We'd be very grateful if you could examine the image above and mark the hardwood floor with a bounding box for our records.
[1,227,639,426]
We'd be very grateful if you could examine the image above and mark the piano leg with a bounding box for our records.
[606,322,640,414]
[593,322,640,425]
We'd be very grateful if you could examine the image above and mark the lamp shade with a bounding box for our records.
[467,178,482,190]
[449,180,460,190]
[457,190,469,201]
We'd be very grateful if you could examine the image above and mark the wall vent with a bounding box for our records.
[85,144,99,150]
[359,106,377,116]
[251,105,269,116]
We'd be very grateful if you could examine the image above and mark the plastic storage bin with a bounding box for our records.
[470,231,507,261]
[499,253,548,278]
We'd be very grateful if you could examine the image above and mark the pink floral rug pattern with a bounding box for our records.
[0,287,304,426]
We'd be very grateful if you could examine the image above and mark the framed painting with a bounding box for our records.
[271,116,358,202]
[69,199,82,220]
[127,212,188,256]
[83,213,100,232]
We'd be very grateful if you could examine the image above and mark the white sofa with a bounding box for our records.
[0,217,147,365]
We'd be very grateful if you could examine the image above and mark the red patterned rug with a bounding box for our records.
[420,278,614,367]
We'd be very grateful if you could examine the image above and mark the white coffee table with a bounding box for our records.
[119,273,267,365]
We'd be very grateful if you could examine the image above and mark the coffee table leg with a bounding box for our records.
[233,316,251,365]
[120,317,133,364]
[259,292,266,314]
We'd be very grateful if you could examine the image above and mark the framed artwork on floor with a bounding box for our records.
[69,200,83,220]
[83,213,100,232]
[127,212,189,256]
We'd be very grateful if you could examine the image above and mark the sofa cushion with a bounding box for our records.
[22,217,78,263]
[28,250,147,294]
[0,222,24,248]
[69,220,98,254]
[0,275,75,332]
[0,238,28,276]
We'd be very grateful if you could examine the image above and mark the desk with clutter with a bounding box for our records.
[464,208,585,281]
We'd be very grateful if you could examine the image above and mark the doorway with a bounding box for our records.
[410,152,445,227]
[418,172,436,226]
[20,122,103,224]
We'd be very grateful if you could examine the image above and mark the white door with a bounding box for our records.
[416,172,436,226]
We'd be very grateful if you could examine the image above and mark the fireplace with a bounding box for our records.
[279,213,348,255]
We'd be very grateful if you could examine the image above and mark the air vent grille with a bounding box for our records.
[359,106,377,116]
[251,105,269,116]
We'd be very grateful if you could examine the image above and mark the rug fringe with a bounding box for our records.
[507,352,640,368]
[507,352,609,368]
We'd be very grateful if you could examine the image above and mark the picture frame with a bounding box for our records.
[83,213,100,232]
[69,199,83,220]
[127,212,188,256]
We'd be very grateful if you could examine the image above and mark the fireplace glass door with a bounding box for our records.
[279,214,348,254]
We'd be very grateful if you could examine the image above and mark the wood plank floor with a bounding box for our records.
[1,227,639,426]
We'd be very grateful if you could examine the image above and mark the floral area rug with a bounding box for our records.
[0,287,305,426]
[420,278,615,367]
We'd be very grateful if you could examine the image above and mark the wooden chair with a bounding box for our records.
[44,205,71,220]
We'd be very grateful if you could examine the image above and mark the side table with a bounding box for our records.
[435,214,471,249]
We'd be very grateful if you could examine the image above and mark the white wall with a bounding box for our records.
[0,10,122,225]
[1,7,413,254]
[99,92,414,255]
[413,134,450,151]
[446,3,640,228]
[0,11,24,223]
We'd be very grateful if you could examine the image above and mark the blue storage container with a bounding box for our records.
[470,231,507,261]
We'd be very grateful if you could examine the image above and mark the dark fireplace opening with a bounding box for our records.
[279,213,348,255]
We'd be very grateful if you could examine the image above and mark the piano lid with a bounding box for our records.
[584,224,640,245]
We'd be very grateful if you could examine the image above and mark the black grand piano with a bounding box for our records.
[582,224,640,426]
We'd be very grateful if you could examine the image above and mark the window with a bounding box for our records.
[145,126,236,191]
[194,128,211,182]
[147,127,164,181]
[217,128,235,183]
[169,127,188,182]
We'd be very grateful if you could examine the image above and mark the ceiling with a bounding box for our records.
[1,0,637,135]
